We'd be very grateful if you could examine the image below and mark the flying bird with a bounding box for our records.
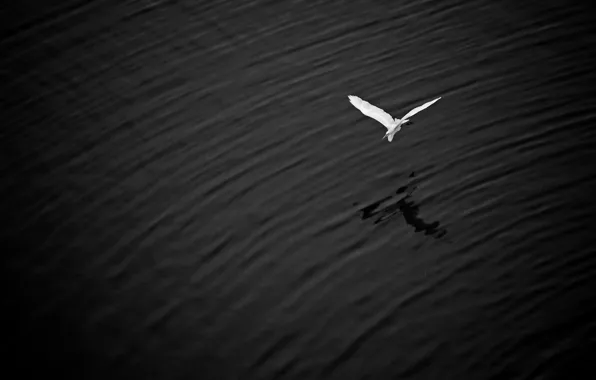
[348,95,441,142]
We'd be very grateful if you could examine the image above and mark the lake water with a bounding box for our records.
[3,0,596,379]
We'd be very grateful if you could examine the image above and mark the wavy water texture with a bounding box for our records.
[3,0,596,379]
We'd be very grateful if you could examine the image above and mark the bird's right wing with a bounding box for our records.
[348,95,395,130]
[401,97,441,120]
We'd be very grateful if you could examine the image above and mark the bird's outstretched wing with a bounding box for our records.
[348,95,395,130]
[401,97,441,120]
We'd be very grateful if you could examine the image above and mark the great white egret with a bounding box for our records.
[348,95,441,142]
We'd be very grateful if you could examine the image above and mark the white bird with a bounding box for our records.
[348,95,441,142]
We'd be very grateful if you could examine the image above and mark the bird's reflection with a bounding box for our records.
[354,172,448,239]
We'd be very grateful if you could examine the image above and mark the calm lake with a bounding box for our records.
[3,0,596,379]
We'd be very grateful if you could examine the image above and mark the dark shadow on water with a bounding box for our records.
[353,171,449,241]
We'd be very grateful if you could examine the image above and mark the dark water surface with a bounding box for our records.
[3,0,596,379]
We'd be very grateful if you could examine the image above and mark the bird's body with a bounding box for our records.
[347,95,441,142]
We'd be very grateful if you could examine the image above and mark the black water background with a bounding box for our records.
[2,1,596,379]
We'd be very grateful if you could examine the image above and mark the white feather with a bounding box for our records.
[348,95,441,142]
[347,95,396,130]
[401,97,441,120]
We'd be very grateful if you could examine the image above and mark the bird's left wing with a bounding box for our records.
[401,97,441,120]
[348,95,395,130]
